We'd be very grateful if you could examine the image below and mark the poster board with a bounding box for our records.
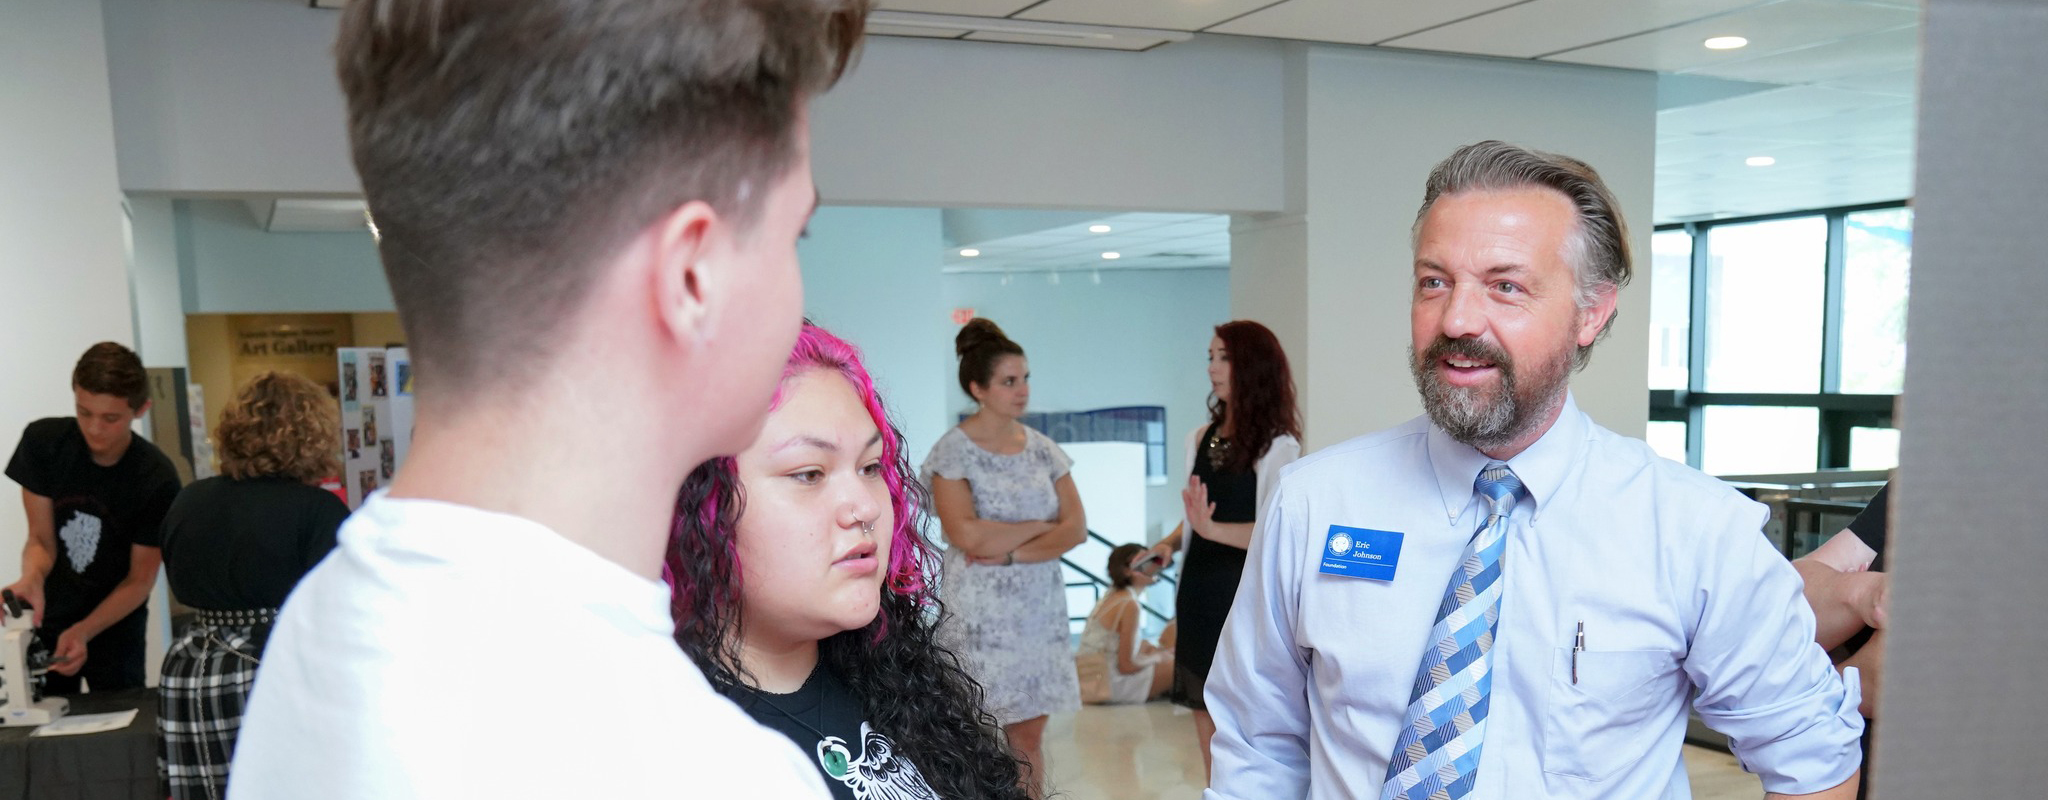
[337,347,400,509]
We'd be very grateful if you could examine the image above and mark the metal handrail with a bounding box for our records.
[1060,529,1174,624]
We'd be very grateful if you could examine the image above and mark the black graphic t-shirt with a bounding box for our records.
[5,417,182,632]
[725,665,941,800]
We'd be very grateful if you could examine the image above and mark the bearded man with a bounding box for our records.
[1203,141,1864,800]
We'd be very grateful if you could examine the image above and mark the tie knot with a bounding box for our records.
[1475,461,1522,517]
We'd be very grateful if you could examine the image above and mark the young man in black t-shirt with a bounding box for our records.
[3,342,182,694]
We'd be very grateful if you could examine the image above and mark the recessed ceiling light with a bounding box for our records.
[1101,252,1121,260]
[1703,36,1749,50]
[960,248,981,257]
[1089,224,1112,234]
[1745,156,1776,167]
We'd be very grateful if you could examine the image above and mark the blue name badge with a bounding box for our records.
[1319,525,1404,581]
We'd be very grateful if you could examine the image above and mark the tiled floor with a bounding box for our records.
[1043,702,1763,799]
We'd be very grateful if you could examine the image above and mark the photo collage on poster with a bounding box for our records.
[337,347,414,509]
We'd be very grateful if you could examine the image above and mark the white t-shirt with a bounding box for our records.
[229,494,830,800]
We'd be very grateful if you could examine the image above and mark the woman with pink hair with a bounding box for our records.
[667,322,1026,800]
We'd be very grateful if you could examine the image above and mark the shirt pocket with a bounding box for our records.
[1539,647,1681,782]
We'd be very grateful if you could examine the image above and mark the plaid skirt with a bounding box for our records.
[159,608,276,800]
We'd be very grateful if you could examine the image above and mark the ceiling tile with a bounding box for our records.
[1207,0,1528,46]
[1543,0,1919,73]
[1818,66,1919,96]
[869,24,970,38]
[1684,24,1919,84]
[962,30,1164,50]
[1658,85,1907,136]
[1732,101,1916,141]
[877,0,1037,15]
[1016,0,1278,31]
[1382,0,1759,60]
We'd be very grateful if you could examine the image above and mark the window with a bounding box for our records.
[1699,406,1819,476]
[1645,420,1688,464]
[1649,202,1908,474]
[1840,208,1914,394]
[1849,426,1901,471]
[1702,217,1826,393]
[1647,231,1692,391]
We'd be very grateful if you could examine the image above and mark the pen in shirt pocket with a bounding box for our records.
[1572,621,1585,684]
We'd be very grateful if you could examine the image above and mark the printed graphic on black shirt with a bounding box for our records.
[815,723,938,800]
[7,418,180,630]
[733,667,940,800]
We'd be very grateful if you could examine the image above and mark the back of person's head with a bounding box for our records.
[953,317,1024,396]
[216,372,341,484]
[1211,320,1300,471]
[1413,140,1631,369]
[1106,543,1146,589]
[72,342,149,411]
[334,0,870,395]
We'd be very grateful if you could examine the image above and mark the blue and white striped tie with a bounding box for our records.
[1381,461,1523,800]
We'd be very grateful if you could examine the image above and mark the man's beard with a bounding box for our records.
[1409,335,1573,452]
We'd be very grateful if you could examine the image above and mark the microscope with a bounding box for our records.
[0,589,68,727]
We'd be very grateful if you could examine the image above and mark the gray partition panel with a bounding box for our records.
[1874,0,2048,796]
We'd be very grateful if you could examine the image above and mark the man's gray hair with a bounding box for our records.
[1412,140,1632,370]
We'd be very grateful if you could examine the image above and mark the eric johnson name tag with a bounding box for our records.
[1319,525,1404,581]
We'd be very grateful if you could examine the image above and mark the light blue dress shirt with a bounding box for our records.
[1205,395,1863,800]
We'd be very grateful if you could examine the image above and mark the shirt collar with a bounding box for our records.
[1426,392,1589,523]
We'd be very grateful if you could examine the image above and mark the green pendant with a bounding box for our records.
[821,742,851,778]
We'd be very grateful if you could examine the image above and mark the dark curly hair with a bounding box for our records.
[1210,320,1301,471]
[667,322,1028,800]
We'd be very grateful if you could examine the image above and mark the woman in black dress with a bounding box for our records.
[1139,320,1300,781]
[158,372,348,800]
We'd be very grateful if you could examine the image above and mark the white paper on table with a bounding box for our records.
[29,709,138,737]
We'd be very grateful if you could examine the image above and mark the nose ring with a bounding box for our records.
[859,518,876,535]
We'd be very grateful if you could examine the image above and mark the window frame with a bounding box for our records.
[1651,200,1908,472]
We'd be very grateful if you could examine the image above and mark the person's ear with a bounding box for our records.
[132,400,152,420]
[1575,284,1620,347]
[649,201,724,350]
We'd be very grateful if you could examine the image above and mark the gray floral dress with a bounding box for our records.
[922,426,1082,726]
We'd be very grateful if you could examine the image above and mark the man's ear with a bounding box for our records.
[649,201,722,349]
[1576,283,1620,347]
[132,399,152,420]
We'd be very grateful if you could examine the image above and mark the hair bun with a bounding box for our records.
[954,317,1012,358]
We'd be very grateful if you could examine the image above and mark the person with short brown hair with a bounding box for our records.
[157,372,350,799]
[231,1,870,798]
[5,341,181,695]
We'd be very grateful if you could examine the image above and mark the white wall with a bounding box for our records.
[1234,47,1657,450]
[127,197,188,367]
[794,207,951,471]
[944,268,1231,540]
[176,200,393,313]
[811,35,1286,212]
[100,0,1290,213]
[0,0,156,675]
[101,0,356,196]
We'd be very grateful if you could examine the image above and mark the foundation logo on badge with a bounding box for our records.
[59,512,103,573]
[1319,525,1403,581]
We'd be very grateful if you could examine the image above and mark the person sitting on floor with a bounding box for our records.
[1076,543,1174,705]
